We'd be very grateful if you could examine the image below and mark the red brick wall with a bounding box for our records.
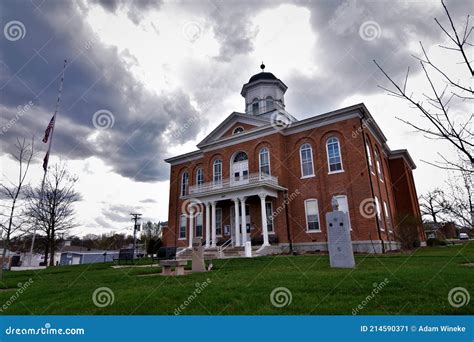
[388,158,426,242]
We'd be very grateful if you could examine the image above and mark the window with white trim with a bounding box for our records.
[195,213,203,237]
[334,195,351,231]
[326,137,343,172]
[374,196,384,230]
[265,202,274,232]
[300,143,315,177]
[304,199,320,231]
[181,172,189,196]
[383,201,391,229]
[179,215,186,239]
[374,149,383,180]
[216,208,222,236]
[213,160,222,185]
[196,168,204,187]
[259,147,270,177]
[366,142,373,171]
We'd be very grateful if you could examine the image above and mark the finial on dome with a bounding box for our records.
[260,62,265,72]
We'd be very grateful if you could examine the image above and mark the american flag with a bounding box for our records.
[42,115,55,143]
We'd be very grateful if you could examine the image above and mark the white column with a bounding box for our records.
[259,193,270,246]
[188,207,194,249]
[240,197,247,245]
[205,203,211,248]
[233,198,240,247]
[211,201,217,248]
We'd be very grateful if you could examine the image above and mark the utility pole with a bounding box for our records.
[130,213,142,258]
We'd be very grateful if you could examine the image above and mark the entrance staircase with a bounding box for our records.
[176,241,263,260]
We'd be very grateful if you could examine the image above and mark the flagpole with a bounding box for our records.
[28,60,67,266]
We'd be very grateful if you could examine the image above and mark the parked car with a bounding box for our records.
[459,233,469,240]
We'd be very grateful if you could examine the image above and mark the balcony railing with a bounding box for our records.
[189,172,278,195]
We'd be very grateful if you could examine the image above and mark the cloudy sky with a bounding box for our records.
[0,0,471,236]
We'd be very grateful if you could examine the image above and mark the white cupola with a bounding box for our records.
[240,63,288,116]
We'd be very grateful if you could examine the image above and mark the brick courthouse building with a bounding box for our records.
[162,67,425,255]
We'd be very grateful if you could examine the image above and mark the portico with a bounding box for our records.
[182,173,285,250]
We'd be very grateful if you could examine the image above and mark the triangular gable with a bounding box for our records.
[197,112,270,148]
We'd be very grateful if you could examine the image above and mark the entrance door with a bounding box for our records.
[232,152,249,185]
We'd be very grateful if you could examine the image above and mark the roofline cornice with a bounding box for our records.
[164,103,409,168]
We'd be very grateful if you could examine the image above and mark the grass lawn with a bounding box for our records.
[0,243,473,315]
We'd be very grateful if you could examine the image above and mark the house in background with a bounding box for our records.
[162,66,425,256]
[60,250,119,266]
[424,221,468,240]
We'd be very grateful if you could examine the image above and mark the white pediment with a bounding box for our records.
[197,112,271,148]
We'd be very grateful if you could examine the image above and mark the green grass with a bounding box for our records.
[0,243,473,315]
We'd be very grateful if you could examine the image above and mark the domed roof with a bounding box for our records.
[248,72,277,83]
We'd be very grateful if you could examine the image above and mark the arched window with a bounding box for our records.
[259,147,270,177]
[181,171,189,196]
[233,126,244,135]
[374,149,383,180]
[252,98,259,115]
[366,142,374,171]
[326,137,343,173]
[213,159,222,185]
[374,196,384,230]
[196,168,204,187]
[233,151,248,162]
[265,96,274,111]
[300,143,314,177]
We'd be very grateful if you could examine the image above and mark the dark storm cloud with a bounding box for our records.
[0,0,202,182]
[90,0,162,24]
[1,0,470,185]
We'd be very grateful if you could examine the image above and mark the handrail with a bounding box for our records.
[190,172,278,194]
[217,238,233,258]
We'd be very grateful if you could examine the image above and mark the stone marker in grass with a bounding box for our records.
[326,197,355,268]
[192,238,206,273]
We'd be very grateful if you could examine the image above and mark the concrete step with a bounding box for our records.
[176,245,262,260]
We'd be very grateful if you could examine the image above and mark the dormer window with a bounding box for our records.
[233,126,244,135]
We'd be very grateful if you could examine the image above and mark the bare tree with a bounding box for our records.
[0,137,34,278]
[141,221,162,256]
[419,188,448,223]
[442,157,473,228]
[374,0,473,171]
[25,163,80,266]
